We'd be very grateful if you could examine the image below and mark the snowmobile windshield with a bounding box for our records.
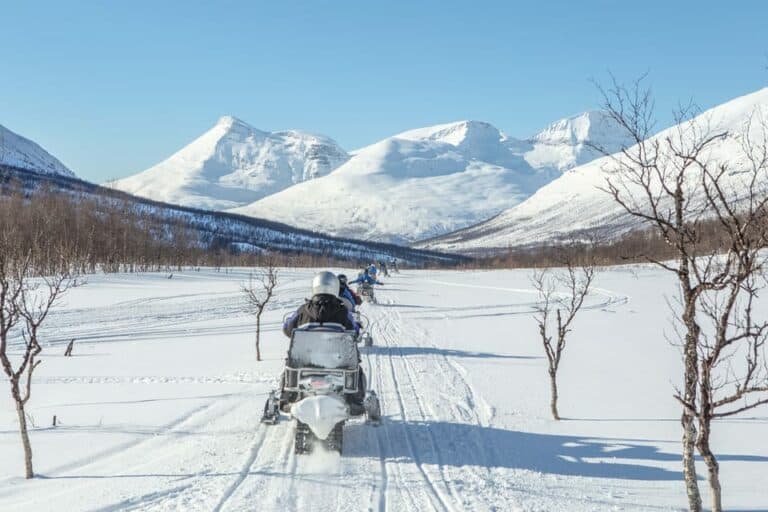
[288,328,359,369]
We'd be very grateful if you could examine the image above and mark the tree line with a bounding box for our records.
[0,180,419,275]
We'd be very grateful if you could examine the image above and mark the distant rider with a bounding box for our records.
[350,267,384,286]
[337,274,362,312]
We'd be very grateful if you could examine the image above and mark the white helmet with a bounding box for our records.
[312,271,340,297]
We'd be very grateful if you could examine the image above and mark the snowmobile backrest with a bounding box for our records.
[296,322,346,332]
[288,326,359,369]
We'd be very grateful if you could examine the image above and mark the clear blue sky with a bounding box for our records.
[1,0,766,182]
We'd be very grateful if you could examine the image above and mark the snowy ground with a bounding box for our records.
[1,267,767,511]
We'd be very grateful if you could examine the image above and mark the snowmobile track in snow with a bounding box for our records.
[362,289,511,511]
[210,427,268,512]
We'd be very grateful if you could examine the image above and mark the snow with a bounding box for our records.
[0,124,75,178]
[109,116,349,210]
[423,87,768,252]
[231,117,628,244]
[1,267,767,511]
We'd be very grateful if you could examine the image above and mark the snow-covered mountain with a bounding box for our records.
[0,123,75,177]
[421,87,768,253]
[110,116,349,210]
[231,116,630,244]
[519,110,631,171]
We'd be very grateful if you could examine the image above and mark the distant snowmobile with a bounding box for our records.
[261,324,381,454]
[357,282,377,304]
[350,269,382,304]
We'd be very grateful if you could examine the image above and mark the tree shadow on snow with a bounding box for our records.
[364,345,539,360]
[372,303,428,309]
[344,420,768,481]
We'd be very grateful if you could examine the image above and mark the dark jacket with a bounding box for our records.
[282,294,358,337]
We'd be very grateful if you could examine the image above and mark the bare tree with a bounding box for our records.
[242,262,279,361]
[691,273,768,510]
[532,255,595,420]
[0,244,76,478]
[596,76,768,512]
[679,115,768,512]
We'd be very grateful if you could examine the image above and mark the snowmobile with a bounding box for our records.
[356,283,376,304]
[261,324,381,454]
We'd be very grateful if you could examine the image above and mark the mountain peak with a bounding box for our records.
[395,120,505,147]
[215,115,248,128]
[532,110,621,146]
[523,110,633,171]
[211,116,268,139]
[110,119,349,210]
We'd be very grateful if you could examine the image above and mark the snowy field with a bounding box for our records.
[1,267,767,511]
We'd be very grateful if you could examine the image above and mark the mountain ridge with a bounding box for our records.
[0,123,75,178]
[230,113,629,243]
[419,86,768,253]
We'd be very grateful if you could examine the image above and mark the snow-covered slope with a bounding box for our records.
[232,117,628,244]
[110,116,349,210]
[0,123,75,177]
[422,87,768,253]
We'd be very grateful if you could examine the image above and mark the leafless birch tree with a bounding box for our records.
[596,75,768,512]
[242,262,278,361]
[0,238,76,478]
[532,255,595,420]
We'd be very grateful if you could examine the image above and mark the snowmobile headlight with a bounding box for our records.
[345,371,357,390]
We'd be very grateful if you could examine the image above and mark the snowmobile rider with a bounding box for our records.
[350,267,384,286]
[338,274,362,312]
[281,271,367,413]
[282,271,359,336]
